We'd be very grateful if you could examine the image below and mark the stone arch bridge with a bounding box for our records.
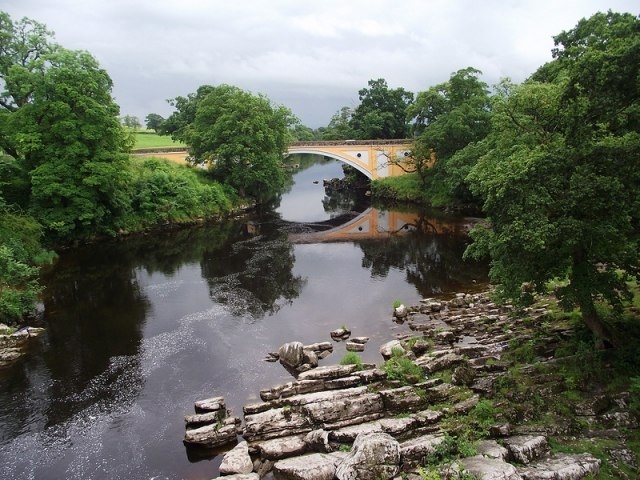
[287,140,414,180]
[133,140,418,180]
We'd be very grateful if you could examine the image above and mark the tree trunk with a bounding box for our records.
[579,303,612,349]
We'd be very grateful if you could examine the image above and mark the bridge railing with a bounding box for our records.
[289,139,413,147]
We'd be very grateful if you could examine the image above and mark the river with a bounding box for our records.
[0,156,487,479]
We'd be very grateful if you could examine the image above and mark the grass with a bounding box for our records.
[129,129,185,150]
[340,352,363,370]
[371,173,427,203]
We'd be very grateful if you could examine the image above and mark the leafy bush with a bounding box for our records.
[0,210,55,324]
[340,352,363,370]
[382,353,424,385]
[123,157,235,229]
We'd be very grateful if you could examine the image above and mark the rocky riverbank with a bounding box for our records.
[184,292,638,480]
[0,324,45,368]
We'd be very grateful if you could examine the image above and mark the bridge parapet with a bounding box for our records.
[289,139,412,147]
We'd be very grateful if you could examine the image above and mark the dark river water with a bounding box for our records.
[0,156,487,479]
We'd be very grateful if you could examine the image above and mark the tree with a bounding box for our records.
[465,12,640,347]
[322,106,355,140]
[350,79,413,139]
[161,85,216,140]
[144,113,165,132]
[177,84,295,200]
[121,114,141,129]
[406,67,491,204]
[289,123,317,142]
[0,11,132,240]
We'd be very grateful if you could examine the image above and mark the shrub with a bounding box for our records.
[383,355,424,385]
[340,352,363,370]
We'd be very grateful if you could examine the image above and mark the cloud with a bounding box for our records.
[3,0,638,127]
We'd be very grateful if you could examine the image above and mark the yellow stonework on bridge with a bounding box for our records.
[287,140,414,180]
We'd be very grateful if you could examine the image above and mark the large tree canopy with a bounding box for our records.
[350,78,414,139]
[465,12,640,347]
[402,67,492,206]
[168,84,295,201]
[0,11,132,240]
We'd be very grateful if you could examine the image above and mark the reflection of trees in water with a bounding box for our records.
[358,213,487,296]
[4,242,153,433]
[321,189,360,218]
[2,220,250,436]
[200,228,306,318]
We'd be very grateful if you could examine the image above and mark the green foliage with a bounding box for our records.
[167,84,295,201]
[350,78,414,139]
[322,106,355,140]
[371,173,427,203]
[468,399,496,434]
[0,12,134,242]
[340,351,363,370]
[0,210,54,324]
[465,12,640,347]
[289,123,319,141]
[132,131,184,149]
[124,157,233,228]
[425,433,477,465]
[144,113,165,133]
[382,351,424,385]
[407,67,492,206]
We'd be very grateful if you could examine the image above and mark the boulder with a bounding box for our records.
[273,452,346,480]
[244,406,312,442]
[415,352,465,374]
[331,328,351,342]
[219,441,254,475]
[255,435,308,460]
[393,304,408,319]
[302,349,319,369]
[300,391,384,427]
[451,365,477,386]
[399,434,445,469]
[516,453,600,479]
[185,410,225,428]
[304,429,332,453]
[214,474,259,480]
[476,440,509,461]
[503,435,549,464]
[346,342,365,352]
[378,386,428,413]
[379,340,403,360]
[183,416,241,448]
[195,396,226,413]
[297,364,359,381]
[279,342,305,369]
[336,432,400,480]
[459,455,522,479]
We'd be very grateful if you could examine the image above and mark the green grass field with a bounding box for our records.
[130,129,185,150]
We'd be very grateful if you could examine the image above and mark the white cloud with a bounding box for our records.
[3,0,638,126]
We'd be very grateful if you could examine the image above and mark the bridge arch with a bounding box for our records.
[286,148,373,179]
[286,141,414,180]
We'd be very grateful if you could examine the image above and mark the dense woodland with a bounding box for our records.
[0,10,638,353]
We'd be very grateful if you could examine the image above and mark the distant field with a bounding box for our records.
[131,129,185,150]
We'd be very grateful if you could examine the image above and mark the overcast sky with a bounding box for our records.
[3,0,638,127]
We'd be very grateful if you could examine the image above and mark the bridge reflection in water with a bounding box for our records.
[289,208,474,243]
